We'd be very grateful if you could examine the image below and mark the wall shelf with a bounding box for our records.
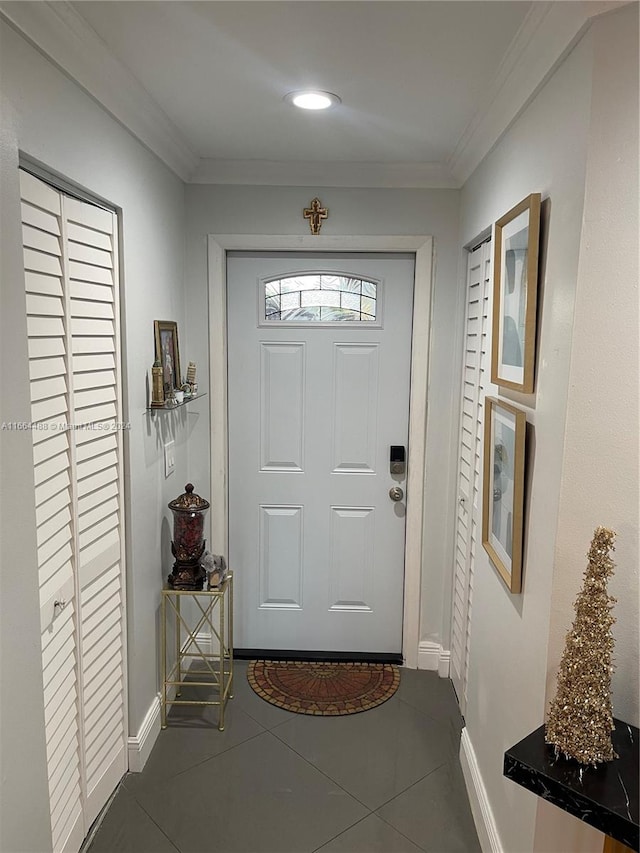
[147,392,206,413]
[504,720,639,852]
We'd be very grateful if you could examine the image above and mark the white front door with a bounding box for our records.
[227,252,414,654]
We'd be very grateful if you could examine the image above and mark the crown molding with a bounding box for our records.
[191,159,459,189]
[448,1,594,185]
[580,1,634,18]
[0,1,199,181]
[3,0,625,190]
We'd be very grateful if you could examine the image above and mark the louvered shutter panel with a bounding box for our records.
[451,241,492,712]
[21,170,85,853]
[20,171,126,851]
[66,197,126,826]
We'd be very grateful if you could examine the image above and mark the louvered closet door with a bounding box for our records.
[67,196,126,828]
[20,170,126,852]
[22,171,85,853]
[450,241,492,713]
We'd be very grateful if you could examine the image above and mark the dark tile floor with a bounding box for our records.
[86,662,481,853]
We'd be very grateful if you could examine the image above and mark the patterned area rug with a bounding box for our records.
[247,660,400,716]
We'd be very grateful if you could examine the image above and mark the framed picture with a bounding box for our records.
[154,320,181,391]
[491,193,541,392]
[482,397,526,593]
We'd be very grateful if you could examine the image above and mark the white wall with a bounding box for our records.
[547,0,639,729]
[459,26,594,853]
[0,93,53,853]
[0,20,187,850]
[460,6,639,852]
[185,185,462,654]
[536,6,639,852]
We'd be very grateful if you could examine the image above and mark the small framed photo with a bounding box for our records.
[154,320,181,391]
[482,397,526,593]
[491,193,541,392]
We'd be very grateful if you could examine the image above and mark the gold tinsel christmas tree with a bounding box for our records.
[545,527,617,765]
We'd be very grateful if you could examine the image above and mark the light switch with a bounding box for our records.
[164,440,175,477]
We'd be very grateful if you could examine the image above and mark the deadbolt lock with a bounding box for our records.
[390,445,406,476]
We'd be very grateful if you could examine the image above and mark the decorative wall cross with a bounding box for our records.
[303,198,328,235]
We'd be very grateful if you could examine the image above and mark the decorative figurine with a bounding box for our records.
[185,362,197,395]
[201,552,227,589]
[151,360,165,408]
[545,527,618,765]
[167,484,210,589]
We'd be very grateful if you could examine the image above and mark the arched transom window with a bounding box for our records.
[263,273,379,323]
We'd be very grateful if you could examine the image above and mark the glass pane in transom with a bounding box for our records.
[263,274,378,323]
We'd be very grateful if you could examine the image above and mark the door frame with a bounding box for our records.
[207,234,433,668]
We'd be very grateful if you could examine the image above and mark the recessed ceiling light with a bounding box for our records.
[284,90,341,111]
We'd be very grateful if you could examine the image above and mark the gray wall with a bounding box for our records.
[0,88,52,853]
[536,6,639,850]
[0,20,187,851]
[185,184,463,651]
[460,29,592,850]
[459,7,639,852]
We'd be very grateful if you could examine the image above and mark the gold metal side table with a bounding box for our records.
[161,573,233,731]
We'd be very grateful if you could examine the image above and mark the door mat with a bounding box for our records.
[247,660,400,716]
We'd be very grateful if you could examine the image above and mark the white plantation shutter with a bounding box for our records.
[450,241,493,713]
[66,195,127,827]
[20,170,126,852]
[21,171,84,853]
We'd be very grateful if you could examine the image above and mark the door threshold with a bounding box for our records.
[234,648,403,665]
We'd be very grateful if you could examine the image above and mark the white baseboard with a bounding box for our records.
[127,693,161,773]
[417,640,451,677]
[459,727,503,853]
[181,631,213,661]
[128,633,216,773]
[437,649,451,678]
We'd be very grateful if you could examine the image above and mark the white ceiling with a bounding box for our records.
[72,1,529,164]
[2,1,608,185]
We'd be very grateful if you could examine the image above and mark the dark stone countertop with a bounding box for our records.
[504,718,639,851]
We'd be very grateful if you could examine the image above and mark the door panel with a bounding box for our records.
[20,170,126,851]
[451,241,492,711]
[332,343,379,472]
[227,253,414,653]
[329,506,375,610]
[260,342,305,470]
[259,504,304,608]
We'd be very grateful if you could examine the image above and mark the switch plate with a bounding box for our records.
[164,440,175,477]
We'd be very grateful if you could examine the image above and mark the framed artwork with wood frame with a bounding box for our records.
[154,320,181,392]
[482,397,526,593]
[491,193,541,392]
